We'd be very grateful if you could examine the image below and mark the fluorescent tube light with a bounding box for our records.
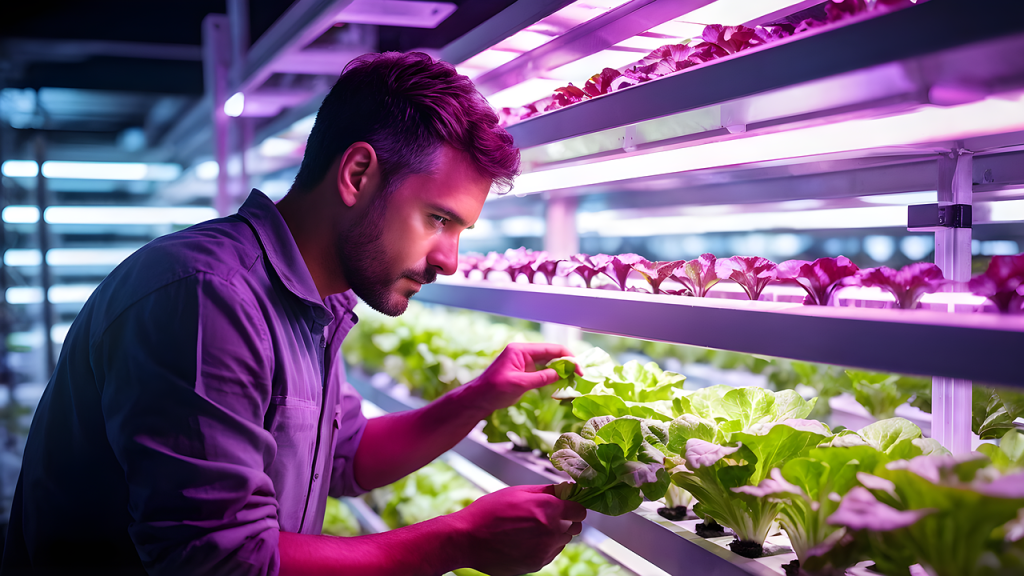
[577,206,906,236]
[2,206,40,223]
[4,250,42,267]
[195,160,220,180]
[860,191,938,205]
[49,284,97,303]
[6,287,42,305]
[5,247,139,267]
[1,206,218,226]
[515,93,1024,195]
[1,160,39,177]
[2,160,181,181]
[224,92,245,117]
[259,137,301,157]
[5,285,97,305]
[486,78,567,109]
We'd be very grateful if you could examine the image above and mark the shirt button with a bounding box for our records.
[314,473,319,480]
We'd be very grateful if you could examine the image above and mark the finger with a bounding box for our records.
[516,368,560,390]
[560,500,588,522]
[566,521,583,536]
[557,519,572,533]
[513,343,575,367]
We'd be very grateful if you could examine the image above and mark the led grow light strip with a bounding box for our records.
[1,160,182,181]
[1,206,219,226]
[4,248,139,267]
[513,93,1024,195]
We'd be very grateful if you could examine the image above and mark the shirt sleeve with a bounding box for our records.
[94,272,280,576]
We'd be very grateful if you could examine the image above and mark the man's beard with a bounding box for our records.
[338,197,437,316]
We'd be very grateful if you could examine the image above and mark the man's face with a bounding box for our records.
[340,146,490,316]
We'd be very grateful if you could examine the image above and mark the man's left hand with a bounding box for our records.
[467,343,580,413]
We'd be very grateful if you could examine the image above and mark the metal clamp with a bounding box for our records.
[907,203,972,230]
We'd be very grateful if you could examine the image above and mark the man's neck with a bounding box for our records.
[276,189,350,300]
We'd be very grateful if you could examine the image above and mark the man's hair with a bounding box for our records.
[293,51,520,195]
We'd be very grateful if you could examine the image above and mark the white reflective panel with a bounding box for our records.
[677,0,811,26]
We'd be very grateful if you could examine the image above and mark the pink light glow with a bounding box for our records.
[514,92,1024,195]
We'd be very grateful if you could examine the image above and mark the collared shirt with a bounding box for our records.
[2,190,367,576]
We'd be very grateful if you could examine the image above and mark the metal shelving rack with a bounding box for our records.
[209,0,1024,573]
[382,1,1024,573]
[350,372,784,576]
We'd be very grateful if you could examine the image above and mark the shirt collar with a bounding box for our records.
[237,189,357,325]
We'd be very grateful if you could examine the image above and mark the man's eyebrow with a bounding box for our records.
[427,204,473,228]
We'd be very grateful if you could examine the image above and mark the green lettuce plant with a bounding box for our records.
[734,418,946,575]
[978,430,1024,472]
[548,348,688,422]
[829,453,1024,576]
[322,496,362,537]
[550,416,670,516]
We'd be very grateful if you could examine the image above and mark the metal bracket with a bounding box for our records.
[907,203,972,230]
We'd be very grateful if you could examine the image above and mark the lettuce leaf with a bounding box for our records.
[601,254,644,291]
[831,453,1024,576]
[967,254,1024,313]
[777,256,860,306]
[630,258,685,294]
[716,256,778,301]
[672,253,722,297]
[551,416,670,516]
[851,263,947,309]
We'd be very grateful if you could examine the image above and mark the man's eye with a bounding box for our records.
[430,214,449,226]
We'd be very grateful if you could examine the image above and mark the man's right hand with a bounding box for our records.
[449,484,587,576]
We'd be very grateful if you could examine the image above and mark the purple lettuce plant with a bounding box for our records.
[458,252,483,279]
[851,263,947,310]
[505,247,539,283]
[967,254,1024,313]
[673,253,722,297]
[716,256,778,301]
[477,251,509,279]
[563,254,613,288]
[777,256,860,306]
[631,259,685,294]
[601,253,644,291]
[532,254,563,285]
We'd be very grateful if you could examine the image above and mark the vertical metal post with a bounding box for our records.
[542,194,581,347]
[932,149,973,454]
[34,134,55,375]
[229,0,252,201]
[203,14,233,217]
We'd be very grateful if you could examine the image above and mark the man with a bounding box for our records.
[3,52,586,575]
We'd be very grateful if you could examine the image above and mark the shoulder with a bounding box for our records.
[84,216,266,330]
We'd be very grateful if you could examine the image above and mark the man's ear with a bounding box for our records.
[336,142,378,207]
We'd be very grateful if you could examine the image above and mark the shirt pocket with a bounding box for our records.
[266,395,320,533]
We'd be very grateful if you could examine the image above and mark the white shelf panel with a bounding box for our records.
[349,371,788,576]
[416,279,1024,387]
